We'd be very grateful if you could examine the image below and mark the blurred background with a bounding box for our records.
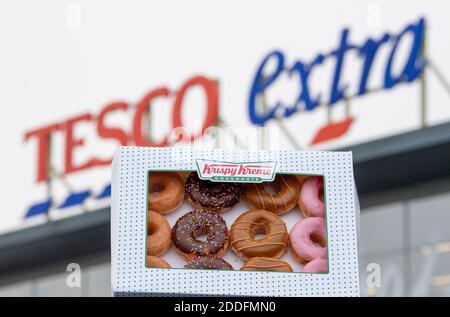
[0,0,449,296]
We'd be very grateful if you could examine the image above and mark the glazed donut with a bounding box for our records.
[171,210,229,259]
[177,171,191,182]
[147,256,171,268]
[240,257,293,272]
[295,175,309,185]
[185,256,233,270]
[185,172,244,213]
[230,209,288,259]
[244,175,299,215]
[148,172,184,214]
[301,258,328,273]
[290,217,327,264]
[298,176,325,218]
[147,211,171,256]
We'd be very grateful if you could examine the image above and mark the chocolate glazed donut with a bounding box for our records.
[230,209,288,259]
[185,172,244,213]
[171,210,229,259]
[185,256,233,270]
[244,174,300,215]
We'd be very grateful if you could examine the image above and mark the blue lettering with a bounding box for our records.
[329,29,355,105]
[248,50,285,125]
[384,18,426,89]
[248,18,426,127]
[358,34,391,95]
[288,54,325,114]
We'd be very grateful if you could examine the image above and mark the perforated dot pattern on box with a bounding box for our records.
[111,147,360,297]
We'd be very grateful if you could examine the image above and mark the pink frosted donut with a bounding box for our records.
[302,258,328,273]
[290,217,327,263]
[298,176,325,218]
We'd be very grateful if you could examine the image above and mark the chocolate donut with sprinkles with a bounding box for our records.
[171,210,229,259]
[185,172,244,213]
[185,256,233,270]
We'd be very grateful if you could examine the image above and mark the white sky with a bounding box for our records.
[0,0,449,232]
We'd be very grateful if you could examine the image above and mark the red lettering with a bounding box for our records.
[25,75,219,181]
[172,76,218,142]
[24,123,61,182]
[132,87,170,147]
[96,102,130,164]
[64,113,97,174]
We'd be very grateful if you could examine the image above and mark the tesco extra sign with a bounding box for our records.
[24,76,218,183]
[24,17,426,218]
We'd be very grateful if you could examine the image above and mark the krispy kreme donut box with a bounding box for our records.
[111,147,360,296]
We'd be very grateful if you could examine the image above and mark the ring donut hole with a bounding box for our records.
[251,222,269,241]
[263,182,281,195]
[149,183,164,197]
[318,181,325,203]
[311,232,326,248]
[209,183,224,194]
[148,222,156,236]
[193,228,209,242]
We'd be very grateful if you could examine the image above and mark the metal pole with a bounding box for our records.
[344,97,350,118]
[428,61,450,96]
[326,100,332,124]
[275,119,302,150]
[45,134,52,222]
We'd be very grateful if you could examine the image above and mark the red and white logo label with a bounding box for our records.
[195,159,277,183]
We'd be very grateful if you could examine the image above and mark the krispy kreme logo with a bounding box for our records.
[196,159,277,183]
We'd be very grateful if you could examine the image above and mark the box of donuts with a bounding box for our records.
[111,147,360,296]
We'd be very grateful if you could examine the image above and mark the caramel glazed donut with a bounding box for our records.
[147,211,171,256]
[241,257,293,272]
[230,209,288,259]
[185,172,244,213]
[244,174,300,215]
[172,210,229,259]
[148,172,184,214]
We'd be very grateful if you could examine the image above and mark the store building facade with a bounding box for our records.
[2,122,450,296]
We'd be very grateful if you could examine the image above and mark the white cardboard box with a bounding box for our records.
[111,146,360,296]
